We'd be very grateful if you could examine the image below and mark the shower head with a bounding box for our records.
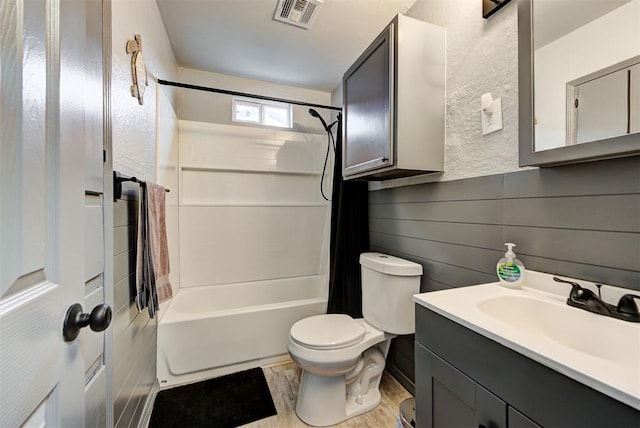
[308,108,336,132]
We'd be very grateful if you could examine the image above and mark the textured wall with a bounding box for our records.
[371,0,522,190]
[111,0,178,181]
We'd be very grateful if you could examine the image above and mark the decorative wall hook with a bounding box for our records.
[482,0,512,19]
[126,34,148,105]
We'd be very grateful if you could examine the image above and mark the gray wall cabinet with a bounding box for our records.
[415,305,640,428]
[343,14,445,180]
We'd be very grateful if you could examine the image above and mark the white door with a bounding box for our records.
[0,0,111,426]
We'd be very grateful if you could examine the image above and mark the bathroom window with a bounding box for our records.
[233,97,292,128]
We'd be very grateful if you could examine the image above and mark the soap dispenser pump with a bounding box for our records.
[496,243,525,289]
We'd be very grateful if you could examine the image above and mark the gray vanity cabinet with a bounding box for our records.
[416,343,509,428]
[414,305,640,428]
[416,343,540,428]
[508,408,540,428]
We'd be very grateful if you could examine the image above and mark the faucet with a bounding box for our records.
[617,294,640,320]
[553,277,640,323]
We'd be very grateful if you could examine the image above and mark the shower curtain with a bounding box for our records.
[327,114,370,318]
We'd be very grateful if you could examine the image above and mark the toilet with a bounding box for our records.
[287,252,422,426]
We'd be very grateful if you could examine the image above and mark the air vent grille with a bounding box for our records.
[293,0,306,12]
[301,2,316,24]
[280,0,294,18]
[273,0,323,29]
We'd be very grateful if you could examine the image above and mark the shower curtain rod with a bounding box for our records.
[158,79,343,111]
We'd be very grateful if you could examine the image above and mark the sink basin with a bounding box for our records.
[477,295,639,367]
[413,270,640,410]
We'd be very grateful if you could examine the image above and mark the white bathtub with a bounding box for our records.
[157,276,327,388]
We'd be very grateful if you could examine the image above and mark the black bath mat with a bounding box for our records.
[149,367,277,428]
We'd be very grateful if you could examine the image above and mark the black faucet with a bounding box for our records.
[617,294,640,320]
[553,277,640,323]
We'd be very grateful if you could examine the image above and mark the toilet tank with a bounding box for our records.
[360,252,422,335]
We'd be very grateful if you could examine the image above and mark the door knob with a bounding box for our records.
[63,303,112,342]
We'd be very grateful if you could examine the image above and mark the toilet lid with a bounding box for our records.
[290,314,365,350]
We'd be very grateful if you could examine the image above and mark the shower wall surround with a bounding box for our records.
[177,121,331,288]
[173,66,334,292]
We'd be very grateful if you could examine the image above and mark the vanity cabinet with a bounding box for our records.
[342,14,445,181]
[415,305,640,428]
[416,343,540,428]
[415,344,540,428]
[417,343,505,428]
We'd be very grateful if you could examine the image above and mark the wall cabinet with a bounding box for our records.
[415,305,640,428]
[569,56,640,145]
[342,14,445,181]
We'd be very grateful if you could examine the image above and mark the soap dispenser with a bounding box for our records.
[496,243,525,289]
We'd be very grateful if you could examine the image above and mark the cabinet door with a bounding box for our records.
[630,64,639,134]
[508,407,541,428]
[342,23,394,177]
[416,343,507,428]
[574,68,629,144]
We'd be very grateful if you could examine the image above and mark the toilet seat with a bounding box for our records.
[290,314,365,350]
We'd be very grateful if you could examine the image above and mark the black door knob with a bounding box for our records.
[63,303,112,342]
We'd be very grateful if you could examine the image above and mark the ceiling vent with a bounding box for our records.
[273,0,323,29]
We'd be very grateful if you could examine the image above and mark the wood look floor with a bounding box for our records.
[241,362,412,428]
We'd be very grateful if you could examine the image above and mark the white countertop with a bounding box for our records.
[413,271,640,410]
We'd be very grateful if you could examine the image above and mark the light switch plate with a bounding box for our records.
[482,98,503,136]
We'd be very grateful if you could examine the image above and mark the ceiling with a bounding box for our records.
[533,0,632,49]
[156,0,416,92]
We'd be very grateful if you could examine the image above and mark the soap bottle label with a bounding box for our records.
[498,262,521,282]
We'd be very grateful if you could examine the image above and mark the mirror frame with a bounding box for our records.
[518,0,640,167]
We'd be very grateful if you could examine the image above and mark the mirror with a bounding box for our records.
[518,0,640,166]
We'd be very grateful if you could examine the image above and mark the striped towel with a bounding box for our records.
[136,181,173,318]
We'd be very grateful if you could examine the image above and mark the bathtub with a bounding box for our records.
[157,276,327,388]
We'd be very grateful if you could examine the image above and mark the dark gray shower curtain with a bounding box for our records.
[327,114,369,318]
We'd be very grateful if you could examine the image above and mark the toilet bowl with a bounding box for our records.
[288,315,393,426]
[287,253,422,426]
